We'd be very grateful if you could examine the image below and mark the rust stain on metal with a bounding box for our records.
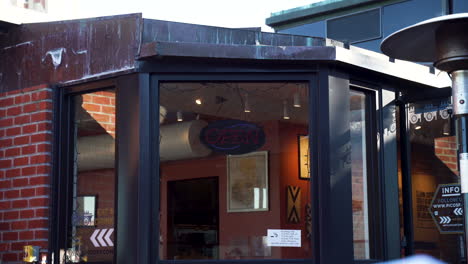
[0,14,141,92]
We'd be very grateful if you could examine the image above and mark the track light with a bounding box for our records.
[244,94,251,113]
[177,111,183,122]
[283,100,290,120]
[293,93,301,108]
[195,98,202,105]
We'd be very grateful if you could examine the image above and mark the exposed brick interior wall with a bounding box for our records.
[81,91,116,137]
[434,136,458,176]
[0,85,53,263]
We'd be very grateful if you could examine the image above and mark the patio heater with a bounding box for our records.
[381,13,468,255]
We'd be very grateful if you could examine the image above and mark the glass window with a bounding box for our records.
[158,82,311,260]
[327,9,381,44]
[350,90,371,259]
[66,89,116,263]
[407,99,463,263]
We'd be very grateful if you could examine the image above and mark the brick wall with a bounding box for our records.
[434,136,458,176]
[0,85,53,263]
[81,91,116,137]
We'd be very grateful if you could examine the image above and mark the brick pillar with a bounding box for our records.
[0,85,53,263]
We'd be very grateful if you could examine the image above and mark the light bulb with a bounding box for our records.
[293,93,301,108]
[283,100,290,120]
[177,111,183,122]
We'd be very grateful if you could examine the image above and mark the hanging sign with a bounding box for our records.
[200,120,265,155]
[429,183,464,234]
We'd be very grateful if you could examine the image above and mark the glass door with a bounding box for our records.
[402,98,465,263]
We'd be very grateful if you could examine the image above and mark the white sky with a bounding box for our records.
[75,0,319,32]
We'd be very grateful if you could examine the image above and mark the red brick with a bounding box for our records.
[0,180,11,189]
[0,109,5,118]
[0,117,13,127]
[5,189,20,199]
[82,103,101,112]
[14,114,30,125]
[31,90,51,101]
[37,122,52,132]
[92,113,111,123]
[5,147,20,157]
[30,154,51,164]
[28,219,48,229]
[0,138,13,148]
[35,208,49,218]
[38,101,53,111]
[101,105,115,115]
[19,230,34,240]
[31,133,52,143]
[4,211,19,221]
[31,112,52,122]
[0,242,9,252]
[20,209,34,218]
[93,96,111,105]
[3,231,18,241]
[20,188,36,197]
[29,176,49,185]
[11,220,27,230]
[36,165,51,174]
[2,253,19,262]
[12,199,28,209]
[22,145,36,155]
[0,129,4,137]
[13,156,29,166]
[13,135,30,145]
[28,240,48,249]
[0,201,11,210]
[37,143,51,153]
[0,170,4,178]
[29,197,49,207]
[5,168,20,178]
[12,178,28,188]
[35,230,49,239]
[22,124,37,134]
[14,94,31,104]
[6,127,21,137]
[21,166,36,176]
[0,97,14,107]
[11,241,27,251]
[35,186,49,196]
[0,159,12,169]
[23,103,38,113]
[6,106,21,116]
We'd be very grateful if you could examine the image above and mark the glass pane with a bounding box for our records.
[159,82,311,260]
[408,99,464,263]
[67,89,116,263]
[327,9,380,43]
[350,90,371,259]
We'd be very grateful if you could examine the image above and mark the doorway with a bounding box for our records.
[167,177,219,260]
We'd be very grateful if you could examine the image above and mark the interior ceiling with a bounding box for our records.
[160,82,310,124]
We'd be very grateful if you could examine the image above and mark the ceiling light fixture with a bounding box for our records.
[283,100,290,120]
[293,93,301,108]
[177,111,183,122]
[195,98,202,105]
[244,94,251,113]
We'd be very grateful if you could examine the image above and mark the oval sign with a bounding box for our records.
[200,120,265,155]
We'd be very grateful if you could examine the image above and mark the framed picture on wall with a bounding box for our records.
[227,151,268,212]
[298,135,310,179]
[75,195,97,226]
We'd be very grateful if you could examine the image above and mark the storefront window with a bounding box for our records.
[350,90,371,259]
[67,89,116,263]
[158,82,311,260]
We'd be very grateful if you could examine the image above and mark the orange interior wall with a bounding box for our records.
[160,120,310,259]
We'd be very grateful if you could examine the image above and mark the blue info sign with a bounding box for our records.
[429,184,464,234]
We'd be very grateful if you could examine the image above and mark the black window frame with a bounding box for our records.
[150,72,321,264]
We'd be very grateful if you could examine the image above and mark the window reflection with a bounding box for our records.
[159,82,311,260]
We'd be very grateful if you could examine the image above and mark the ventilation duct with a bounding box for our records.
[77,120,211,171]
